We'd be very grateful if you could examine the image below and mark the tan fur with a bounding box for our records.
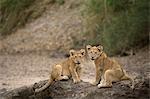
[35,49,85,93]
[86,45,134,89]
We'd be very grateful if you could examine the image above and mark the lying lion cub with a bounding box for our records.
[86,45,134,89]
[35,49,85,93]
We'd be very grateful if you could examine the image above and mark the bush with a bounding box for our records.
[0,0,35,36]
[0,0,56,36]
[82,0,149,55]
[55,0,65,5]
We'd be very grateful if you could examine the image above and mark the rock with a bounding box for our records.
[0,78,149,99]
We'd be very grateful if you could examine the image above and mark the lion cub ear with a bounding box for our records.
[69,49,75,56]
[97,45,103,52]
[80,49,85,55]
[86,45,92,50]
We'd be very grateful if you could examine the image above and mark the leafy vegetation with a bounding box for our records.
[0,0,148,55]
[0,0,35,36]
[0,0,64,36]
[55,0,65,5]
[82,0,149,55]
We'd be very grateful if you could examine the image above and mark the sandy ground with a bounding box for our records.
[0,46,149,92]
[0,53,64,90]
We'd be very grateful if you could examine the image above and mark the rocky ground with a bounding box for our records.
[0,46,149,99]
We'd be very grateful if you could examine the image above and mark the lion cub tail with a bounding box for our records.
[35,77,53,93]
[121,70,135,89]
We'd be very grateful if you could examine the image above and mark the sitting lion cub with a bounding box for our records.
[86,45,134,89]
[35,49,85,93]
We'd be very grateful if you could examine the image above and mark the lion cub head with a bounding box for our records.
[86,45,103,60]
[69,49,85,64]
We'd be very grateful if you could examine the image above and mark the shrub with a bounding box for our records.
[82,0,149,55]
[0,0,35,36]
[0,0,57,36]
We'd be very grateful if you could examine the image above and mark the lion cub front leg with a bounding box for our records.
[91,66,102,85]
[70,67,81,83]
[76,66,81,80]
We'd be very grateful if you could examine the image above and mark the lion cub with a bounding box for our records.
[86,45,134,89]
[35,49,85,93]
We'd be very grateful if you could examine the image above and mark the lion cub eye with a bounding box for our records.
[81,52,84,55]
[95,52,97,54]
[87,48,90,50]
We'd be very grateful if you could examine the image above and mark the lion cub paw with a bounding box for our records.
[90,81,99,85]
[62,76,69,80]
[97,83,104,88]
[73,79,81,83]
[97,83,112,88]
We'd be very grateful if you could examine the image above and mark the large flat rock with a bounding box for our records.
[0,77,149,99]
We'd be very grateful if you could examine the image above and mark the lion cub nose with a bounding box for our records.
[76,61,80,64]
[91,57,94,60]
